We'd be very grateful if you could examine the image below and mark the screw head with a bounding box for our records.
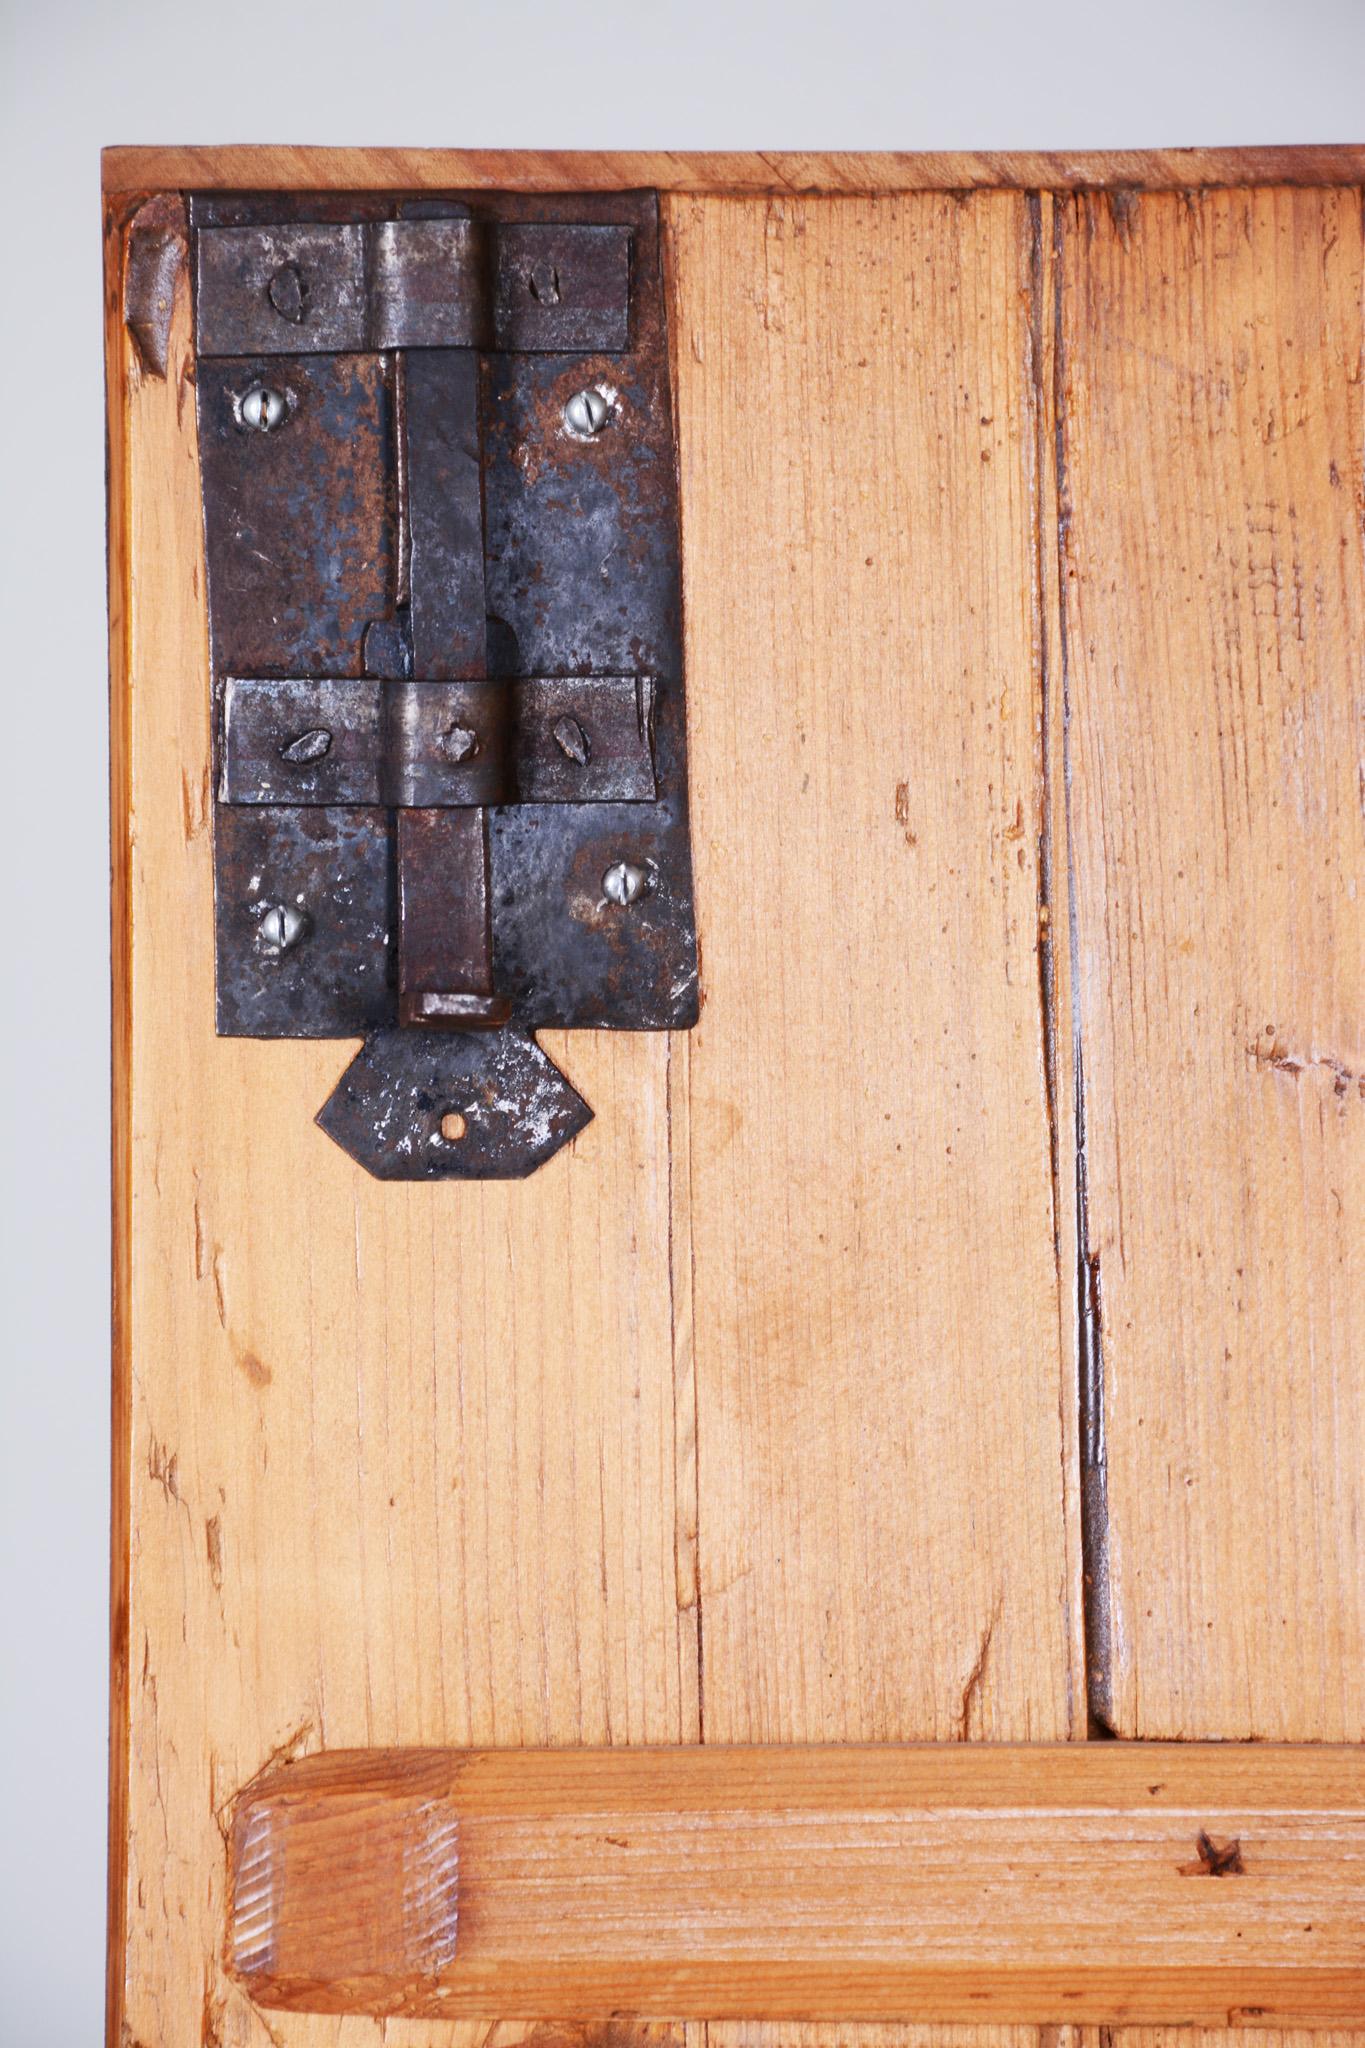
[267,261,308,323]
[441,724,479,763]
[278,726,332,765]
[528,260,561,305]
[563,386,612,439]
[239,383,288,433]
[603,859,649,907]
[552,714,591,766]
[255,902,309,956]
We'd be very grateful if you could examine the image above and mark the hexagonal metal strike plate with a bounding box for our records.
[179,191,697,1179]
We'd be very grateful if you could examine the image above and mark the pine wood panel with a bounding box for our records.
[108,207,699,2048]
[225,1744,1365,2024]
[669,190,1076,1745]
[102,144,1365,199]
[666,185,1077,2048]
[1056,187,1365,1742]
[106,156,1365,2048]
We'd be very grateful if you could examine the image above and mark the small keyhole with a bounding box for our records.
[439,1111,468,1144]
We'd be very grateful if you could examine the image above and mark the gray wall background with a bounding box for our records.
[2,2,1361,2039]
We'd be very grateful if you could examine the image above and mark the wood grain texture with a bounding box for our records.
[1056,187,1365,1741]
[102,144,1365,199]
[227,1745,1365,2024]
[667,191,1077,1748]
[666,185,1077,2048]
[108,205,698,2048]
[106,159,1365,2048]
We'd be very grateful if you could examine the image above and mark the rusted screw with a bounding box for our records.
[267,261,308,323]
[239,384,287,433]
[256,903,309,955]
[278,727,332,765]
[552,714,591,765]
[563,387,611,438]
[529,260,561,305]
[441,724,479,763]
[603,860,648,907]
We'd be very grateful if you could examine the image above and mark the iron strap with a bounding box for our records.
[187,188,696,1179]
[221,676,658,808]
[196,219,631,356]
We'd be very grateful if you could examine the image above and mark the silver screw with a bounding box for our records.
[240,384,288,433]
[563,386,611,438]
[603,860,649,907]
[256,903,309,955]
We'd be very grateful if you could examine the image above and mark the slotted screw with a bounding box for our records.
[603,860,648,907]
[256,903,309,955]
[563,387,611,438]
[239,384,287,433]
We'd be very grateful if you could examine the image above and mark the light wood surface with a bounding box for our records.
[103,144,1365,199]
[668,191,1076,1750]
[109,215,698,2048]
[1056,187,1365,1740]
[666,189,1078,2048]
[227,1744,1365,2024]
[107,156,1365,2048]
[671,192,1080,1753]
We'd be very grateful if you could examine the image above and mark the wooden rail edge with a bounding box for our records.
[228,1743,1365,2024]
[103,144,1365,198]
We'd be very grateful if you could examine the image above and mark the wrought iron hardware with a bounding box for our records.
[178,191,697,1179]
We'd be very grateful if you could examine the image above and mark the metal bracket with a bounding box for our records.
[179,191,697,1179]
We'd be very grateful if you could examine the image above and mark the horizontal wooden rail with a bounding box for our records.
[229,1744,1365,2024]
[103,144,1365,199]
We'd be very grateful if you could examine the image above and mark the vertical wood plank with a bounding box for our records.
[668,189,1078,2048]
[111,227,699,2048]
[1057,186,1364,1744]
[110,164,1365,2048]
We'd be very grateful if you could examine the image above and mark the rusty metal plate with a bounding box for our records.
[481,196,694,1031]
[213,806,393,1038]
[493,225,630,352]
[406,346,487,680]
[197,352,394,685]
[315,1027,592,1180]
[222,676,655,807]
[196,219,629,357]
[191,189,696,1178]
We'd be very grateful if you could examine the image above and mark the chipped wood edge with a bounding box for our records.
[101,144,1365,199]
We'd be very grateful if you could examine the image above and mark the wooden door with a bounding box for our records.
[105,147,1364,2045]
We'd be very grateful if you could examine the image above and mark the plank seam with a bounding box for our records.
[1051,195,1117,1740]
